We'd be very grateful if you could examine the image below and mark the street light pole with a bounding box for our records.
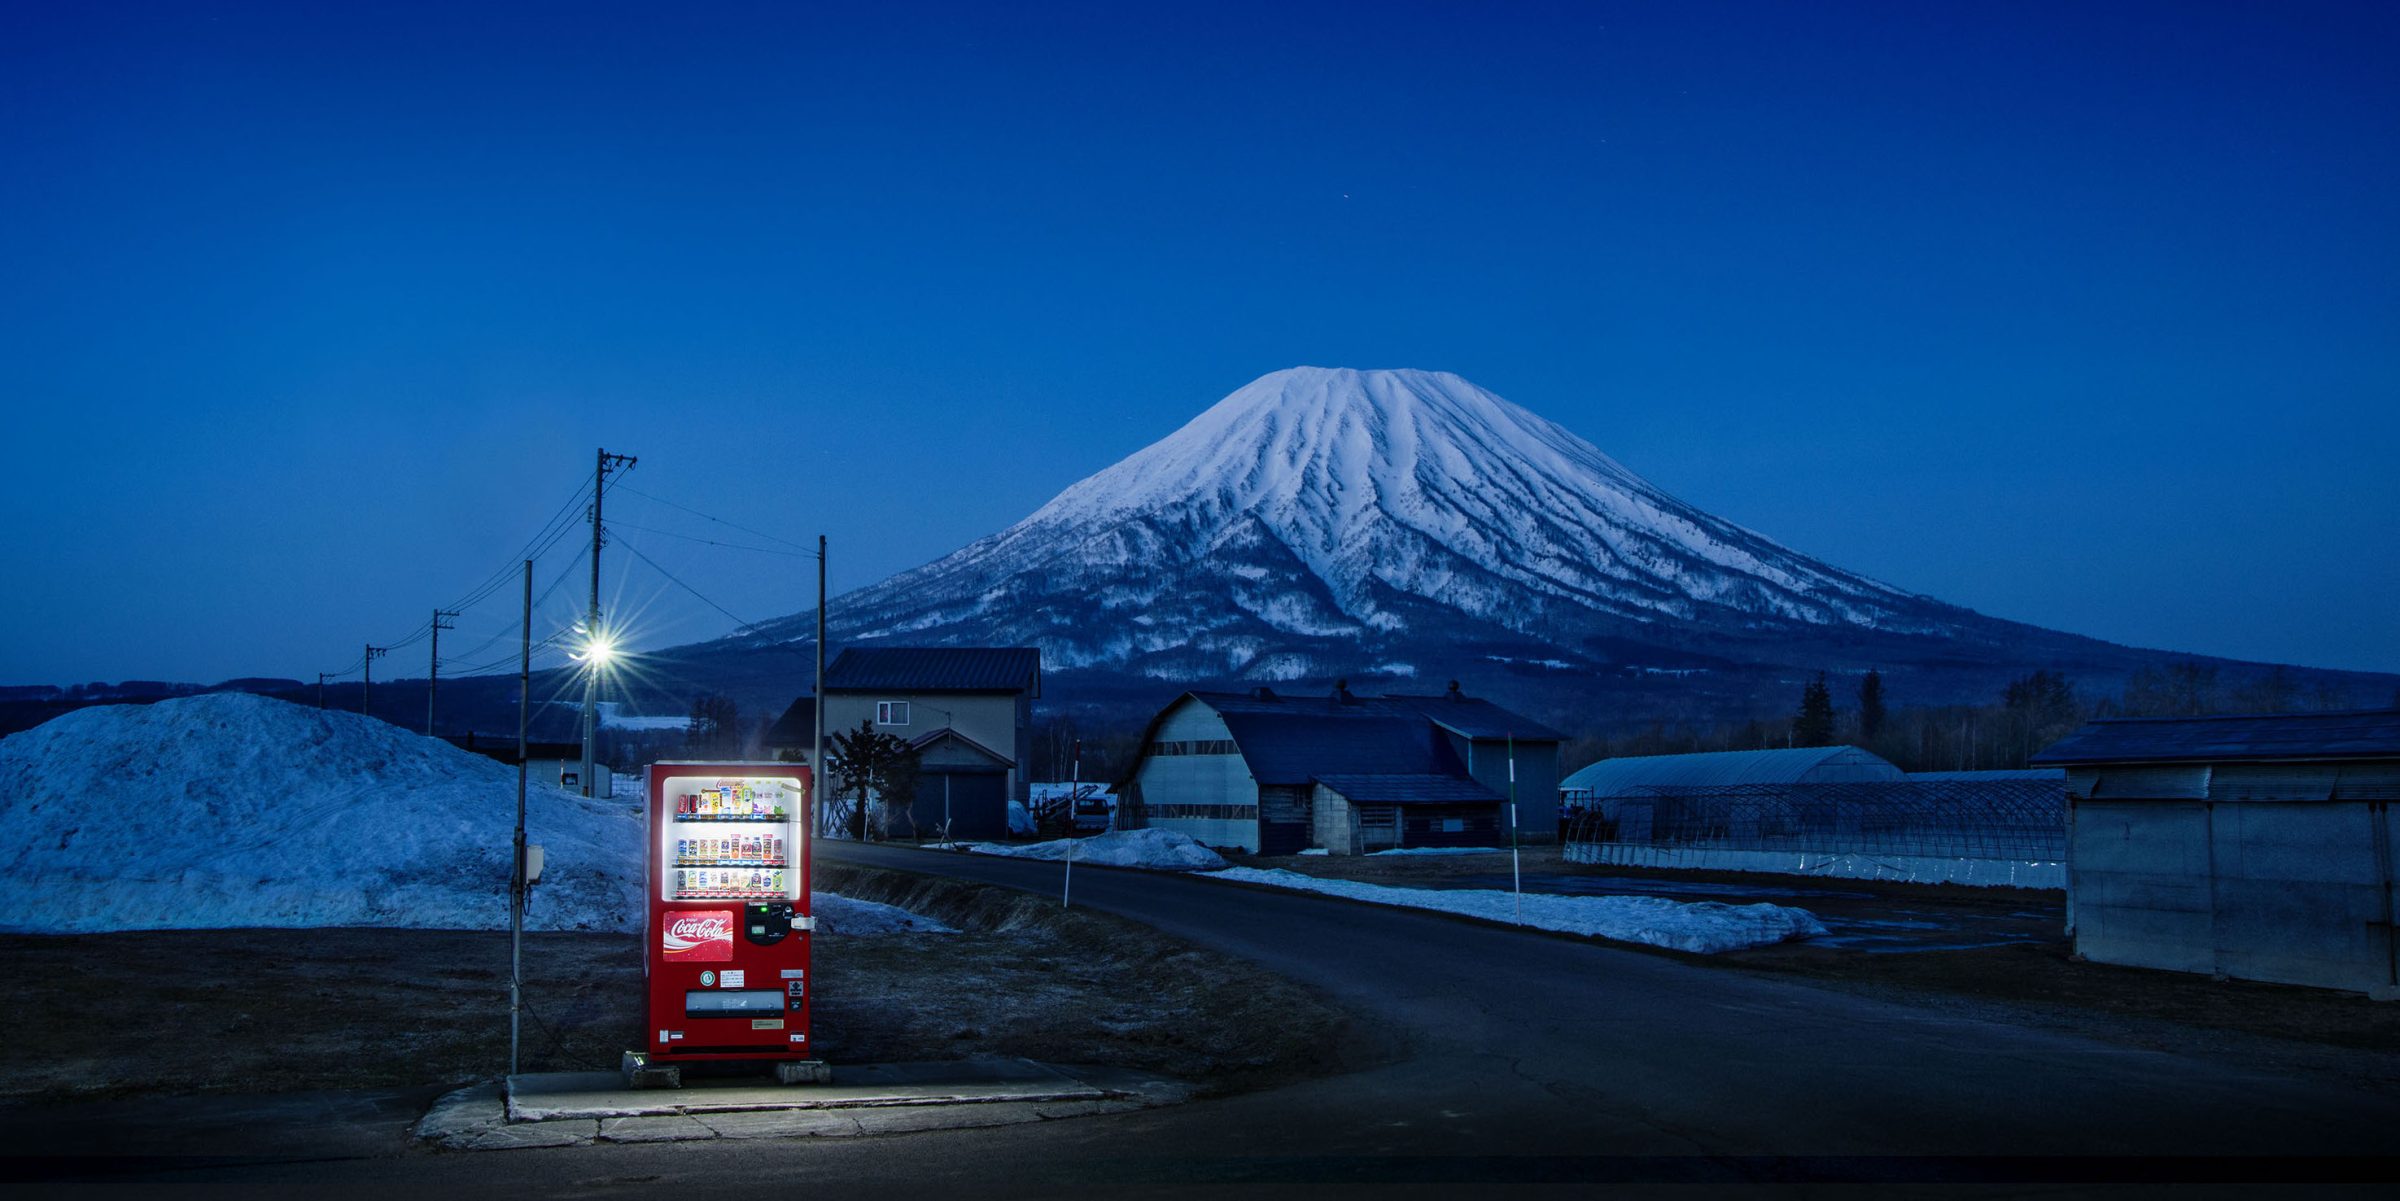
[582,448,635,798]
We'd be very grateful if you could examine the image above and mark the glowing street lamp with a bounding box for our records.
[572,624,618,667]
[572,621,621,799]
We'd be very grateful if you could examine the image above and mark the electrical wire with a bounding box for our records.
[609,530,765,636]
[614,483,815,554]
[603,518,814,558]
[440,630,575,680]
[437,545,591,671]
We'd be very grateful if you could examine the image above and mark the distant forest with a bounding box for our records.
[1559,662,2392,775]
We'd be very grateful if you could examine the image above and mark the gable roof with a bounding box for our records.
[763,696,815,747]
[1215,709,1465,786]
[823,647,1041,695]
[2031,709,2400,766]
[1194,689,1564,741]
[905,726,1015,768]
[1314,773,1504,805]
[1561,745,1903,795]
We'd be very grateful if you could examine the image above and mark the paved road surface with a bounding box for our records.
[10,843,2397,1195]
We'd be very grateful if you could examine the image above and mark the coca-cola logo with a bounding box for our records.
[662,910,734,962]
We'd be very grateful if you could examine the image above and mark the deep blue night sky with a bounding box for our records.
[2,1,2394,685]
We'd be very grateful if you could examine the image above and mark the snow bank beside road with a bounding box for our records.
[1209,868,1826,954]
[965,828,1227,871]
[955,829,1819,952]
[0,693,642,933]
[813,892,956,935]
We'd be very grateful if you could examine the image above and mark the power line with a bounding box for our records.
[614,483,815,554]
[437,543,591,671]
[602,518,815,558]
[610,531,765,636]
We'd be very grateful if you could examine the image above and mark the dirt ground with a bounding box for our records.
[0,863,1351,1106]
[1240,844,2400,1095]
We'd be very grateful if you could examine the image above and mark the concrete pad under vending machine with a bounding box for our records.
[505,1057,1136,1121]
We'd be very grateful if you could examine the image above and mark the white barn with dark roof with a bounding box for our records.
[1118,682,1563,854]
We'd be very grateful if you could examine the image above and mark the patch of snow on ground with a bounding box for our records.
[1208,867,1826,954]
[0,694,642,933]
[965,828,1227,871]
[1369,846,1505,857]
[0,694,957,938]
[812,891,956,935]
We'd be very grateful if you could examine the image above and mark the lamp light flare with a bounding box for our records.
[573,627,619,666]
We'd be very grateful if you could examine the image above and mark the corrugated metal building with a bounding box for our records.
[2033,709,2400,997]
[1119,682,1563,854]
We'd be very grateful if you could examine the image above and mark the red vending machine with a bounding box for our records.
[636,761,824,1083]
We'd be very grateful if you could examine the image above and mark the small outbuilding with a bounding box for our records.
[2032,709,2400,997]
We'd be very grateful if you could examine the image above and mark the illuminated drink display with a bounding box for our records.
[642,761,814,1066]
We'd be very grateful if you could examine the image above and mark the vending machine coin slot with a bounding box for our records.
[746,901,792,946]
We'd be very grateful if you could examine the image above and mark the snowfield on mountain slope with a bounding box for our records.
[723,365,2004,681]
[0,694,934,935]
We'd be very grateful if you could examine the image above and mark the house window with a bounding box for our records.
[876,701,910,726]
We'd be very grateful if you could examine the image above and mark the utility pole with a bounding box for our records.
[813,533,826,836]
[362,645,386,717]
[583,447,636,798]
[428,609,457,736]
[510,559,530,1076]
[317,672,330,710]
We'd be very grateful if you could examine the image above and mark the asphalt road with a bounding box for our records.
[14,844,2400,1196]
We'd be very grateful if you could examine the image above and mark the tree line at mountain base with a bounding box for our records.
[1562,662,2393,775]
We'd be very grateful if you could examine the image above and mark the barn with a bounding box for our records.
[2032,709,2400,997]
[1118,683,1563,854]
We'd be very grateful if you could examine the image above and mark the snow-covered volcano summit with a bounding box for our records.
[733,367,2018,684]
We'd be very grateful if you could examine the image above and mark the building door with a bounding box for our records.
[2208,801,2393,993]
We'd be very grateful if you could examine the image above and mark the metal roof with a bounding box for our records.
[905,726,1015,768]
[823,647,1042,695]
[1214,708,1464,786]
[1313,773,1504,805]
[1905,768,2067,781]
[762,696,814,746]
[1561,745,1903,795]
[2030,709,2400,766]
[1194,688,1563,742]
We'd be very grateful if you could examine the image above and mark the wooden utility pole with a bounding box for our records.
[582,448,636,798]
[363,644,386,716]
[510,559,530,1075]
[814,533,826,836]
[428,609,457,736]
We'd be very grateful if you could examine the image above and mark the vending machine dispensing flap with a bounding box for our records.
[745,902,792,946]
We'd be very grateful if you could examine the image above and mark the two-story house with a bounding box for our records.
[773,646,1040,839]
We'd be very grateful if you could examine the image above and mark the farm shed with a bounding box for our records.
[2032,709,2400,997]
[1118,682,1562,854]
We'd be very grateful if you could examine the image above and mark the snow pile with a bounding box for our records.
[966,828,1227,871]
[1208,868,1826,954]
[0,694,641,933]
[813,892,956,936]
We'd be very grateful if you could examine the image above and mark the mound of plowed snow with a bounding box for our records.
[965,828,1227,871]
[0,694,641,932]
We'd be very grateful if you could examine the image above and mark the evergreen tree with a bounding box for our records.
[1858,669,1887,740]
[1793,672,1836,747]
[826,718,922,841]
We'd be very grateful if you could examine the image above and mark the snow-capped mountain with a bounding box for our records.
[724,367,2071,688]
